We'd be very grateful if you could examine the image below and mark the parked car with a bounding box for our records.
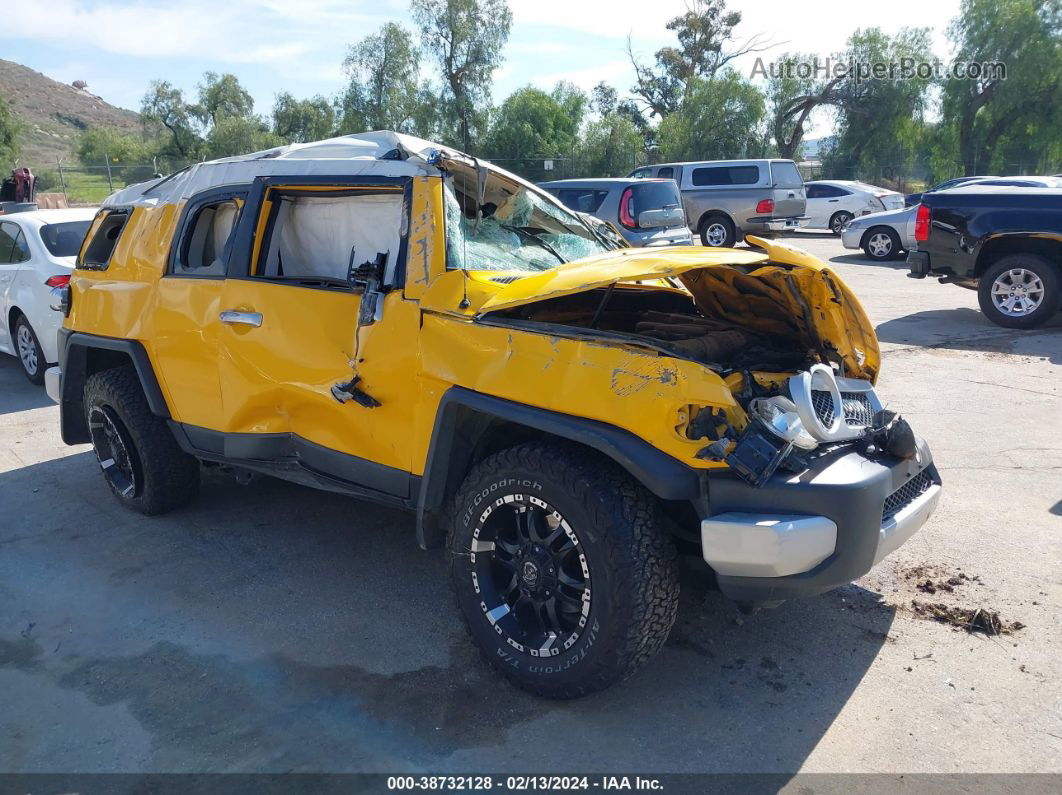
[907,185,1062,328]
[841,205,916,261]
[538,178,693,247]
[904,176,996,207]
[47,131,940,698]
[628,159,807,247]
[904,176,1062,207]
[804,180,904,234]
[0,208,95,383]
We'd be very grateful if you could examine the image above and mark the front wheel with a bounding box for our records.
[978,254,1060,329]
[448,442,679,698]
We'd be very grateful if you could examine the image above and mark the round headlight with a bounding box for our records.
[749,397,819,450]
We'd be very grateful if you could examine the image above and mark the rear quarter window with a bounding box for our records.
[78,209,130,270]
[691,165,761,186]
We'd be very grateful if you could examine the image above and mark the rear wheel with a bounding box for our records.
[978,254,1060,329]
[829,211,853,235]
[14,314,45,385]
[448,441,679,698]
[84,366,200,514]
[862,227,900,261]
[699,214,736,247]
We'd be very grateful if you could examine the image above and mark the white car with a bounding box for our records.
[0,208,96,383]
[840,205,916,261]
[804,180,905,234]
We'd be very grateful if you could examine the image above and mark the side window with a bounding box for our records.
[174,199,241,277]
[806,185,824,199]
[557,189,607,213]
[629,168,652,179]
[254,189,406,286]
[78,209,129,270]
[691,165,761,186]
[0,222,21,264]
[657,167,674,180]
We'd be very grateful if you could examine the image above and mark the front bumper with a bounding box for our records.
[840,225,864,250]
[700,438,941,602]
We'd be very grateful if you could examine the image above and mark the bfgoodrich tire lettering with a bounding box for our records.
[448,441,679,698]
[84,366,200,515]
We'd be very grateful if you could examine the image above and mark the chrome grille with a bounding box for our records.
[811,390,835,425]
[841,392,874,426]
[882,470,933,522]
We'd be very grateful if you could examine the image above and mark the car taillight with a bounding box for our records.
[755,199,774,214]
[619,187,637,229]
[914,204,930,242]
[45,274,71,288]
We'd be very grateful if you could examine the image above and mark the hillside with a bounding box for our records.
[0,58,141,167]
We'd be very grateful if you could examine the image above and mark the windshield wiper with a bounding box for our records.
[501,225,565,264]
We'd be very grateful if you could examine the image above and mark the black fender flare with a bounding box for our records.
[58,329,170,444]
[415,386,701,549]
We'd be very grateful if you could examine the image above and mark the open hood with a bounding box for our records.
[423,237,880,381]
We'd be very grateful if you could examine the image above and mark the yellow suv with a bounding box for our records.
[47,132,941,698]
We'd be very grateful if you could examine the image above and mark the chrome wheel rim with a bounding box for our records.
[831,213,851,233]
[991,268,1045,316]
[469,494,591,657]
[704,223,727,246]
[867,232,892,257]
[16,324,38,376]
[88,405,141,499]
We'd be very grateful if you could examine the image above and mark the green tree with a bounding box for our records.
[581,114,644,177]
[141,80,201,160]
[941,0,1062,175]
[273,92,335,142]
[412,0,513,152]
[628,0,769,118]
[0,97,19,169]
[76,127,153,166]
[765,52,845,159]
[482,83,586,180]
[656,72,767,162]
[822,27,934,183]
[338,22,424,134]
[194,72,255,128]
[204,115,283,160]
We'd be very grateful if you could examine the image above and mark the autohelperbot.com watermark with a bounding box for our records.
[750,56,1006,83]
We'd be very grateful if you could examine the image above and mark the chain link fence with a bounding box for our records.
[32,160,196,205]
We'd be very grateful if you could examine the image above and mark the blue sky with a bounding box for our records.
[4,0,960,138]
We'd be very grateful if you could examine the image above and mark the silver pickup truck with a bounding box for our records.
[629,159,808,247]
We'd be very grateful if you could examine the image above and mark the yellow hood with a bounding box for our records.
[422,237,880,381]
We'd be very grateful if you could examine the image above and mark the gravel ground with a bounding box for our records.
[0,232,1060,775]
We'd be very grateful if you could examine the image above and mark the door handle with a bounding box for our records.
[788,192,795,197]
[828,199,839,203]
[220,310,263,327]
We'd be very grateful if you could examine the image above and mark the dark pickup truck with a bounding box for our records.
[907,185,1062,328]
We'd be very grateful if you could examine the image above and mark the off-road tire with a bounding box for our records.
[13,314,46,384]
[84,366,200,515]
[448,441,680,699]
[699,214,736,247]
[978,254,1061,330]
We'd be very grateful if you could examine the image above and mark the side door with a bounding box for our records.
[804,184,828,226]
[149,189,245,430]
[0,221,23,353]
[216,176,420,499]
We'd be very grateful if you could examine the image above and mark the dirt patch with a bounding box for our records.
[901,564,982,595]
[909,600,1026,636]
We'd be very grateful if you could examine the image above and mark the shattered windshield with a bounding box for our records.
[444,170,609,272]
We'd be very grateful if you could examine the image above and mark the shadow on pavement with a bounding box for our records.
[0,447,895,774]
[875,307,1062,363]
[0,357,53,415]
[828,253,907,269]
